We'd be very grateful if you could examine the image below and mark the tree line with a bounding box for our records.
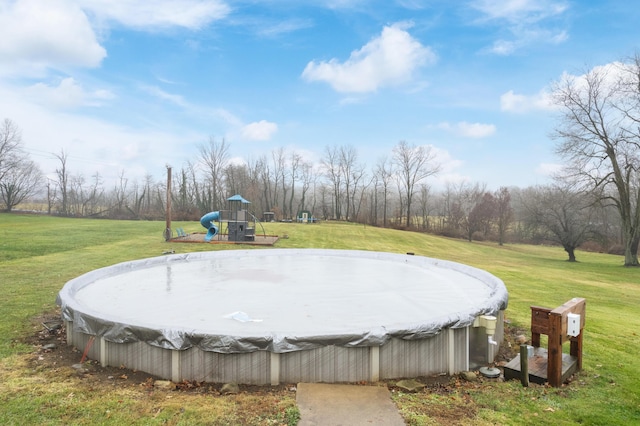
[1,53,639,266]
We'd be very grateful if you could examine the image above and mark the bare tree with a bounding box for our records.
[334,145,368,222]
[141,174,157,217]
[111,170,128,216]
[495,187,514,246]
[339,145,358,221]
[0,118,23,184]
[0,158,42,211]
[270,147,286,218]
[392,141,440,228]
[437,182,457,234]
[69,173,86,216]
[256,155,273,213]
[46,179,56,215]
[588,186,622,251]
[67,172,105,216]
[520,184,596,262]
[288,151,302,219]
[552,55,640,266]
[468,191,496,241]
[245,156,268,214]
[298,161,315,214]
[225,163,251,197]
[86,173,105,216]
[373,157,394,227]
[317,182,332,220]
[0,119,43,211]
[54,150,70,215]
[416,184,432,231]
[322,146,343,220]
[198,137,229,211]
[351,171,371,223]
[460,183,487,241]
[452,181,485,240]
[187,160,207,213]
[172,167,199,220]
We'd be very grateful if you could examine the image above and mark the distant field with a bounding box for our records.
[0,213,638,425]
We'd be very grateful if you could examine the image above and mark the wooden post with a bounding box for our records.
[548,298,586,387]
[165,166,172,241]
[547,311,563,387]
[520,345,529,387]
[571,332,584,370]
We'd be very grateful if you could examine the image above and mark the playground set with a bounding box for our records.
[168,194,278,246]
[200,194,259,242]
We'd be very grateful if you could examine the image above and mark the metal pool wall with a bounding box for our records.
[65,314,504,385]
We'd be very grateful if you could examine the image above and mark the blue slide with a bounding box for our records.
[200,211,220,241]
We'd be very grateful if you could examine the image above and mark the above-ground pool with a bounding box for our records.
[57,249,508,385]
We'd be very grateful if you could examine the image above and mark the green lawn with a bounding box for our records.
[1,213,638,425]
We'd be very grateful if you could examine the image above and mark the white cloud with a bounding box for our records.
[433,146,463,172]
[255,18,313,37]
[429,146,468,188]
[471,0,569,54]
[438,121,496,138]
[155,75,182,85]
[302,22,436,93]
[241,120,278,141]
[458,122,495,138]
[140,85,188,108]
[489,40,517,55]
[25,78,114,109]
[559,62,627,95]
[0,0,231,76]
[550,30,568,44]
[488,28,567,55]
[135,84,247,132]
[471,0,568,24]
[78,0,230,30]
[500,89,554,113]
[0,0,106,75]
[0,81,205,186]
[211,108,243,128]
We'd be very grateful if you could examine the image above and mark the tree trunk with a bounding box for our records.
[564,246,577,262]
[624,234,639,266]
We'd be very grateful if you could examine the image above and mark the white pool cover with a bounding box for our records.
[57,249,508,354]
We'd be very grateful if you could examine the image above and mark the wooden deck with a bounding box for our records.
[503,346,579,385]
[170,232,279,246]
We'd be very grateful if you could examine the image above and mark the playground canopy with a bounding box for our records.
[227,194,250,203]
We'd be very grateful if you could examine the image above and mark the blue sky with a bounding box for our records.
[1,0,639,190]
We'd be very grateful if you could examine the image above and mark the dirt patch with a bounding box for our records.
[496,319,533,365]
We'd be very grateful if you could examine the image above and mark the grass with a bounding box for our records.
[1,213,639,424]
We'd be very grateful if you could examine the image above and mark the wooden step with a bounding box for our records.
[503,346,579,385]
